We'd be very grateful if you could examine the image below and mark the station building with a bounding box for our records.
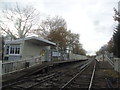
[4,36,56,61]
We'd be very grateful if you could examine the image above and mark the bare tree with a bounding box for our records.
[32,23,49,39]
[43,16,67,31]
[0,4,40,39]
[33,16,67,38]
[33,15,86,55]
[67,31,86,55]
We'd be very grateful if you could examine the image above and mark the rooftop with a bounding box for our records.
[5,36,56,46]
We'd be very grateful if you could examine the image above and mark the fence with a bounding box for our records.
[105,56,120,73]
[2,56,42,75]
[69,54,87,60]
[96,54,114,67]
[104,54,114,67]
[96,53,120,73]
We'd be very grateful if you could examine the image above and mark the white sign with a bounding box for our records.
[52,52,61,56]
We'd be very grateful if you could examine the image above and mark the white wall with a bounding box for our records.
[69,54,87,60]
[22,41,44,60]
[96,55,104,61]
[114,58,120,73]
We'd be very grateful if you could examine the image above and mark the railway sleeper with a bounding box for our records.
[69,83,90,88]
[11,82,38,89]
[10,73,58,90]
[105,78,114,88]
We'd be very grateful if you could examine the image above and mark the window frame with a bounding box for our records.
[6,44,21,55]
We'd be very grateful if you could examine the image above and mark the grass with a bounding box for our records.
[103,69,120,78]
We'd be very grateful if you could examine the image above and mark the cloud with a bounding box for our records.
[0,0,119,55]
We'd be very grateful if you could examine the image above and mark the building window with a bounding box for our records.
[6,44,20,55]
[15,45,20,54]
[10,46,14,54]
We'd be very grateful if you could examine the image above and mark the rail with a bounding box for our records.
[88,61,96,90]
[2,56,42,75]
[60,59,93,90]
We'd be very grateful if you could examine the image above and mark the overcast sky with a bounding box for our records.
[0,0,119,55]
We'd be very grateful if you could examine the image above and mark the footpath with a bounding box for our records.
[93,61,120,88]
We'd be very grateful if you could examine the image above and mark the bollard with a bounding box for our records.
[25,62,30,68]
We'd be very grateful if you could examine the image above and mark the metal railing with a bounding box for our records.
[2,56,42,75]
[104,55,114,67]
[96,54,114,68]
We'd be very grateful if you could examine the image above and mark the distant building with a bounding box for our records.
[4,36,56,61]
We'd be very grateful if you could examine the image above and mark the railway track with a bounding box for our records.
[11,73,58,89]
[3,59,115,90]
[2,60,90,90]
[105,78,114,88]
[60,59,96,89]
[19,60,93,89]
